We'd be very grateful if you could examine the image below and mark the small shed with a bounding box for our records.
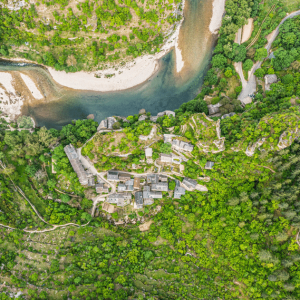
[265,74,278,91]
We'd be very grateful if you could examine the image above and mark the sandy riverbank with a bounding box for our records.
[48,1,186,92]
[209,0,225,34]
[0,72,24,121]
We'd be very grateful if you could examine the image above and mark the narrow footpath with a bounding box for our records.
[236,10,300,101]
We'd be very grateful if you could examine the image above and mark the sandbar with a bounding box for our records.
[209,0,225,34]
[0,72,15,94]
[20,73,44,99]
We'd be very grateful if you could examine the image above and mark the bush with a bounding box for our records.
[61,194,70,203]
[211,97,221,105]
[235,86,242,94]
[17,116,34,129]
[243,59,253,72]
[224,69,233,78]
[111,212,119,219]
[112,122,121,129]
[169,180,176,190]
[254,68,265,78]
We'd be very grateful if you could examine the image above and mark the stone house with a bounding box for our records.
[149,191,162,199]
[107,117,117,129]
[182,177,197,190]
[144,198,154,205]
[208,103,222,115]
[117,197,130,207]
[163,134,176,143]
[221,112,235,119]
[172,139,194,152]
[125,179,134,191]
[151,182,168,192]
[108,193,124,204]
[159,175,168,182]
[107,170,119,181]
[265,74,278,91]
[143,185,151,199]
[134,191,143,209]
[157,110,175,117]
[97,117,117,131]
[147,174,158,184]
[64,144,88,185]
[95,183,109,193]
[174,186,186,199]
[118,183,126,192]
[119,173,131,182]
[88,177,95,187]
[205,161,214,170]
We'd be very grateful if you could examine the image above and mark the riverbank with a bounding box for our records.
[209,0,226,34]
[0,0,220,129]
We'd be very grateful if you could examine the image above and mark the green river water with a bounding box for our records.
[0,0,217,129]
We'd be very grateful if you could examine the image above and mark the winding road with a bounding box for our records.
[236,10,300,101]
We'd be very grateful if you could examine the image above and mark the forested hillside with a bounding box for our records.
[1,0,300,299]
[0,0,181,71]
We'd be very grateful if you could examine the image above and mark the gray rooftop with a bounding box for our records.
[135,192,143,205]
[183,177,197,189]
[205,161,215,170]
[64,144,88,185]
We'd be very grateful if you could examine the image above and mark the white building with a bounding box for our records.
[172,139,194,152]
[145,148,152,157]
[160,153,172,163]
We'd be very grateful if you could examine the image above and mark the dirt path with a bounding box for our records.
[0,159,90,234]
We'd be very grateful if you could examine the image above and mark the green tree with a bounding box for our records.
[243,59,253,71]
[169,180,176,190]
[254,47,268,61]
[254,68,265,78]
[211,54,227,69]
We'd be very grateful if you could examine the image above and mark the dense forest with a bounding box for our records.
[1,0,300,299]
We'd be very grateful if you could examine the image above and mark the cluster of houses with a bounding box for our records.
[105,172,170,209]
[97,110,176,131]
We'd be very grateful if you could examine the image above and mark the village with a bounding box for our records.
[63,111,214,217]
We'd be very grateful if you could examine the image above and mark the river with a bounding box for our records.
[0,0,218,129]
